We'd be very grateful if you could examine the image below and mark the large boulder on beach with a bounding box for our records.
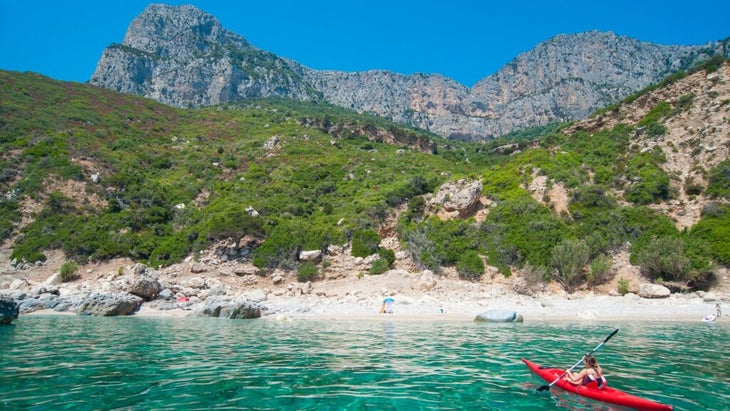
[129,275,162,301]
[194,299,261,319]
[0,296,19,324]
[475,309,524,323]
[73,293,143,316]
[639,283,671,299]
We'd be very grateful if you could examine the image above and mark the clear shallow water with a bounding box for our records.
[1,316,728,410]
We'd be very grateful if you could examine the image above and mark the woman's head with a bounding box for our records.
[584,355,598,367]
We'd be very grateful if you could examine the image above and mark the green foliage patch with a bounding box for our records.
[60,260,79,282]
[456,251,484,281]
[0,68,726,292]
[706,159,730,198]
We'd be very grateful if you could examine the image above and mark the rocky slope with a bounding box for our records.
[90,4,728,140]
[564,63,730,229]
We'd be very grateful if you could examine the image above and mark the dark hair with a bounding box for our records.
[584,355,598,367]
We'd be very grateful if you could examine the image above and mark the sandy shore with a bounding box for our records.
[23,293,724,323]
[277,293,722,322]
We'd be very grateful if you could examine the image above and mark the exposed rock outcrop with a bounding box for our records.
[428,179,483,218]
[73,292,143,316]
[90,4,728,140]
[639,283,671,299]
[0,296,19,324]
[130,275,162,301]
[194,298,261,319]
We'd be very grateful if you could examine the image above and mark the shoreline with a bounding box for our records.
[21,293,725,323]
[5,251,727,325]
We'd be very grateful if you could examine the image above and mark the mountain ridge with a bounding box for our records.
[90,4,728,140]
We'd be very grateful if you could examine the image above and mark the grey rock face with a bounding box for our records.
[91,4,317,108]
[129,275,162,301]
[91,4,726,140]
[194,298,261,319]
[74,293,143,316]
[0,296,19,324]
[429,179,483,217]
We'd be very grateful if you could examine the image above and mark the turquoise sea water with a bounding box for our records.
[1,316,728,410]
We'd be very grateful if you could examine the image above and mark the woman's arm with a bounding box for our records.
[564,368,587,384]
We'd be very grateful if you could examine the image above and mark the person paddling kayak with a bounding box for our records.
[564,354,606,388]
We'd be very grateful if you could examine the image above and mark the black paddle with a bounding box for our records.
[537,328,619,392]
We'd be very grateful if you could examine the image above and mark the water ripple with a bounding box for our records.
[1,317,728,410]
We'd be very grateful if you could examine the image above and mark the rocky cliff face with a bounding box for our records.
[91,4,319,107]
[90,4,726,139]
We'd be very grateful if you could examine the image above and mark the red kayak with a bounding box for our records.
[523,359,673,411]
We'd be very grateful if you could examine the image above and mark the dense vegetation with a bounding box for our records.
[1,66,728,292]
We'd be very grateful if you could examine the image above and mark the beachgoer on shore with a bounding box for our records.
[702,302,721,322]
[380,297,395,314]
[564,354,606,388]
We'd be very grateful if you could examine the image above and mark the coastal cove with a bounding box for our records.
[2,316,728,410]
[3,245,728,324]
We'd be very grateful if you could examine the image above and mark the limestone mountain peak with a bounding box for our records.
[90,3,728,139]
[122,4,244,57]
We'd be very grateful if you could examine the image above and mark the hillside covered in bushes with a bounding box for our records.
[1,59,729,292]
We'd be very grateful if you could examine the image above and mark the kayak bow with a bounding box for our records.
[523,358,673,411]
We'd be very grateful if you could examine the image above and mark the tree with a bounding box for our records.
[551,239,590,293]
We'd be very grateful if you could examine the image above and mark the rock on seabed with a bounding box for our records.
[475,309,524,323]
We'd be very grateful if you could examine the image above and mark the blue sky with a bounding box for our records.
[1,0,728,87]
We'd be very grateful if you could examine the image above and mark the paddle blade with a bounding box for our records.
[537,385,551,392]
[604,328,619,344]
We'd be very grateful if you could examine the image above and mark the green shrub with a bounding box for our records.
[456,251,484,281]
[705,159,730,198]
[675,94,695,113]
[587,254,613,286]
[405,227,441,272]
[199,208,263,244]
[378,248,396,267]
[520,263,548,294]
[148,232,191,267]
[369,258,390,275]
[690,55,727,74]
[252,222,303,269]
[484,196,568,268]
[551,239,590,293]
[405,196,426,221]
[638,101,672,127]
[692,204,730,265]
[296,261,319,282]
[635,236,689,282]
[400,216,487,273]
[351,228,380,258]
[624,162,671,205]
[634,236,714,288]
[60,261,79,282]
[617,277,630,296]
[413,218,482,265]
[645,123,667,137]
[684,182,704,196]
